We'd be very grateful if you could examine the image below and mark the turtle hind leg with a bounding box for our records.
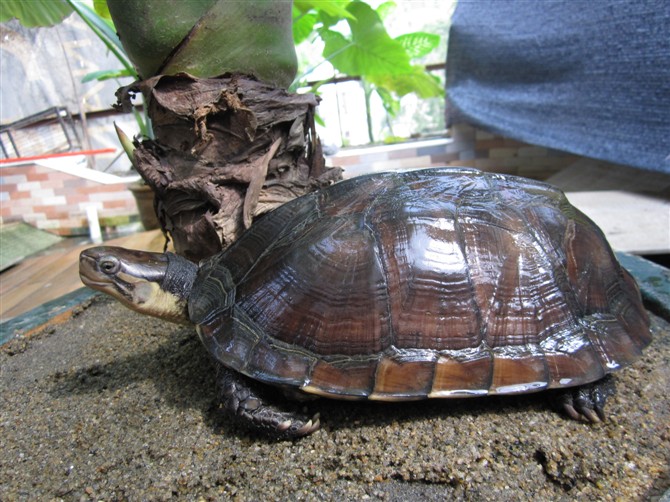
[554,375,616,423]
[216,364,320,439]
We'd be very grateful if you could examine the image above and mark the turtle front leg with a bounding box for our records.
[216,364,320,439]
[555,375,616,422]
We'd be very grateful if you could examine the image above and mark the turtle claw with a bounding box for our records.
[216,365,321,439]
[556,375,615,423]
[275,414,321,438]
[277,419,293,432]
[561,403,582,422]
[581,407,601,424]
[295,415,321,437]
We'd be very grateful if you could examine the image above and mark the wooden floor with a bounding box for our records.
[0,230,168,322]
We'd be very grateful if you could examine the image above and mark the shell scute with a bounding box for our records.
[372,210,482,351]
[370,350,437,400]
[582,316,643,370]
[431,348,493,397]
[490,345,549,394]
[304,357,378,399]
[235,213,391,356]
[539,329,606,388]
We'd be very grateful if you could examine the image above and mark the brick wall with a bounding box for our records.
[329,124,580,179]
[449,124,580,179]
[1,124,582,236]
[0,162,140,236]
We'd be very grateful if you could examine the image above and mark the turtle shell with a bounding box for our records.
[190,167,651,401]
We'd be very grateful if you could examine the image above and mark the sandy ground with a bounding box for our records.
[1,295,668,501]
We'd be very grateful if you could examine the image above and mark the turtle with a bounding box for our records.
[79,167,652,438]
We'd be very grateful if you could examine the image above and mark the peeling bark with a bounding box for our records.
[117,73,342,262]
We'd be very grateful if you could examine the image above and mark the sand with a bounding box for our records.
[1,295,668,500]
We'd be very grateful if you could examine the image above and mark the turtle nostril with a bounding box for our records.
[100,257,120,274]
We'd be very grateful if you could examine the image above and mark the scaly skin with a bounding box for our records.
[216,364,320,439]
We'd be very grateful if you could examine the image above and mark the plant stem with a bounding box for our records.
[363,80,374,143]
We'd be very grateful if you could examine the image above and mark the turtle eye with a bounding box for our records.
[99,257,120,274]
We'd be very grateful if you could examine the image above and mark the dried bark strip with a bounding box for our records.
[117,73,342,262]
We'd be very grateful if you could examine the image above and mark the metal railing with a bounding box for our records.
[0,107,81,160]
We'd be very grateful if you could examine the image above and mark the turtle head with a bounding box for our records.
[79,246,198,324]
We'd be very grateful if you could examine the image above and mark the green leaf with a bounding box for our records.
[93,0,111,20]
[321,2,411,77]
[314,113,326,128]
[81,68,136,83]
[0,0,72,27]
[294,0,353,19]
[320,29,352,67]
[395,32,441,59]
[375,86,400,117]
[293,10,317,45]
[132,107,152,139]
[316,9,341,31]
[375,1,396,21]
[369,66,444,99]
[66,0,136,78]
[69,1,120,51]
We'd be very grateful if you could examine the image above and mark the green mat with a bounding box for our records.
[617,252,670,322]
[0,222,62,271]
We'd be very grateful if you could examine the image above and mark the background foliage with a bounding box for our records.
[1,0,443,143]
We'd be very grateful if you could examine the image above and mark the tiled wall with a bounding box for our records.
[0,162,139,236]
[330,124,580,179]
